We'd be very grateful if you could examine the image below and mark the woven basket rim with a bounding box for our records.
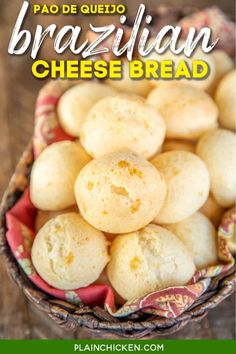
[0,141,235,338]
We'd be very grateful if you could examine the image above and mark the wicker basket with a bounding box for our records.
[1,5,236,339]
[0,142,235,338]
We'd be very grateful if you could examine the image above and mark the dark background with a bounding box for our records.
[0,0,235,339]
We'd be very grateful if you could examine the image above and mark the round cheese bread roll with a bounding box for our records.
[107,60,152,97]
[80,95,166,159]
[107,224,195,300]
[30,141,91,210]
[163,139,195,153]
[147,83,218,140]
[32,213,109,290]
[74,151,166,233]
[151,151,210,224]
[143,41,216,90]
[57,82,117,137]
[35,205,78,232]
[214,70,236,131]
[200,193,224,227]
[207,50,234,95]
[166,212,217,269]
[219,207,236,254]
[196,129,236,208]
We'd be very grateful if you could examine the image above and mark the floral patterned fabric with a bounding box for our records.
[5,7,236,318]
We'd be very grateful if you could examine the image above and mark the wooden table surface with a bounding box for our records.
[0,0,235,339]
